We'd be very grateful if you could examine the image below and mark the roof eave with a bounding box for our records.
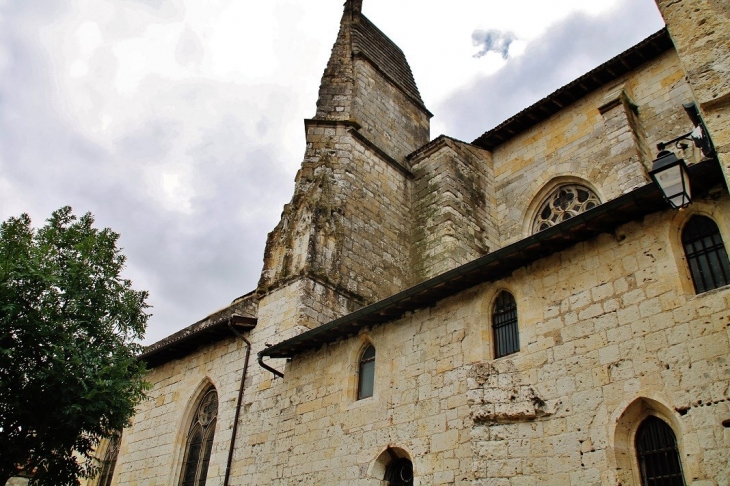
[139,314,257,368]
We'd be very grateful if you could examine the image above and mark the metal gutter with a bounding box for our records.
[224,316,255,486]
[258,354,285,379]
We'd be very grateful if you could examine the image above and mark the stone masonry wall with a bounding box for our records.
[258,120,414,329]
[411,138,496,281]
[113,335,243,485]
[341,133,414,299]
[314,6,354,123]
[493,50,697,246]
[105,191,730,486]
[467,193,730,486]
[250,192,730,486]
[352,58,430,163]
[109,294,292,486]
[259,286,483,485]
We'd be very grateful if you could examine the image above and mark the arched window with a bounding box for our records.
[532,184,600,233]
[179,387,218,486]
[635,416,685,486]
[682,215,730,293]
[95,432,121,486]
[357,344,375,400]
[385,457,414,486]
[492,291,519,358]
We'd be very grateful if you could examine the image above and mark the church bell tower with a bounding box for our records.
[256,0,432,333]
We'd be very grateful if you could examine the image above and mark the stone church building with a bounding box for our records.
[85,0,730,484]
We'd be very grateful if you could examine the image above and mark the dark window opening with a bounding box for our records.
[385,458,413,486]
[635,416,686,486]
[358,344,375,400]
[492,291,519,358]
[682,216,730,293]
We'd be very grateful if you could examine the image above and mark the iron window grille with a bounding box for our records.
[492,291,519,358]
[635,416,686,486]
[682,216,730,293]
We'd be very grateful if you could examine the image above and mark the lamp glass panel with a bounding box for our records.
[671,168,692,207]
[654,163,690,208]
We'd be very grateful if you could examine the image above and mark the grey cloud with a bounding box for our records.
[175,26,205,68]
[472,29,516,59]
[0,4,298,343]
[0,0,69,21]
[117,120,182,160]
[439,0,665,142]
[126,0,165,8]
[81,98,294,343]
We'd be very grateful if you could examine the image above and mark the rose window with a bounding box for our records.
[532,184,600,233]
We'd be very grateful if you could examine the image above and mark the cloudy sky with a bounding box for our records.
[0,0,665,344]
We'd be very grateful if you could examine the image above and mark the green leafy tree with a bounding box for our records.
[0,207,150,485]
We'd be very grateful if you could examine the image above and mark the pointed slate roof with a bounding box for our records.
[350,13,424,105]
[317,0,425,119]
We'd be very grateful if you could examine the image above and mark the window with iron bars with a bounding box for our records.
[492,291,519,358]
[635,416,686,486]
[682,215,730,294]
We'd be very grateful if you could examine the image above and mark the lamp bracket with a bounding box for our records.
[656,103,716,158]
[656,130,693,152]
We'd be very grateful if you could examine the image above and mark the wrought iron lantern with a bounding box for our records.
[649,102,716,209]
[649,150,691,209]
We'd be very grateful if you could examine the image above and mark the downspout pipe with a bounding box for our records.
[224,315,255,486]
[257,352,284,379]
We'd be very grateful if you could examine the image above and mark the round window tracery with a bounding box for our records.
[196,389,218,426]
[532,184,600,233]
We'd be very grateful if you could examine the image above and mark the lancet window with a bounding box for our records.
[95,432,121,486]
[179,387,218,486]
[358,344,376,400]
[492,291,519,358]
[635,416,685,486]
